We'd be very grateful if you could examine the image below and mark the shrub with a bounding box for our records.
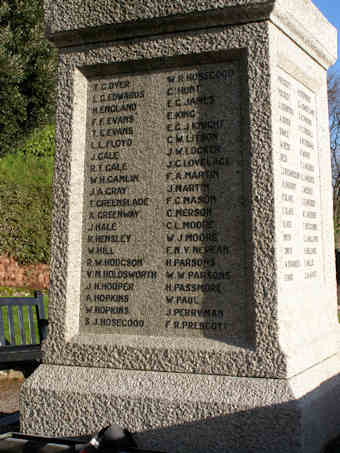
[16,123,55,159]
[0,0,57,157]
[0,149,53,264]
[0,147,54,187]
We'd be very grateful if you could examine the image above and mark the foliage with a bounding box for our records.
[16,123,55,159]
[0,286,32,297]
[0,142,54,186]
[0,0,56,264]
[0,150,53,264]
[0,0,57,157]
[329,70,340,242]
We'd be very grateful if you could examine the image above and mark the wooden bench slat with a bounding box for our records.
[0,291,47,376]
[28,306,37,344]
[0,345,41,360]
[7,306,15,345]
[0,297,42,306]
[0,309,5,346]
[36,292,45,319]
[18,306,26,345]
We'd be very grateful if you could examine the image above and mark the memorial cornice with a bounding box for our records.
[44,0,337,68]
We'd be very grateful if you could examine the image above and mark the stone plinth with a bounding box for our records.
[21,1,339,452]
[22,361,340,453]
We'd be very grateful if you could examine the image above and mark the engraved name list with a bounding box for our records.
[276,68,323,285]
[79,60,247,340]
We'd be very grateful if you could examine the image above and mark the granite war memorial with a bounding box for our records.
[21,0,340,452]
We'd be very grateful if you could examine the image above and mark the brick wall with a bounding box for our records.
[0,255,49,290]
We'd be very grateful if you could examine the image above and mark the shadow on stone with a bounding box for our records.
[20,366,340,453]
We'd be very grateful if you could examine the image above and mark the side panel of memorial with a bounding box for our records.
[270,22,339,376]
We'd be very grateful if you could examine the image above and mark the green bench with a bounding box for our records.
[0,291,48,377]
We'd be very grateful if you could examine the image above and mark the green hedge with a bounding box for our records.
[0,179,52,264]
[0,0,57,157]
[16,123,55,159]
[0,133,54,264]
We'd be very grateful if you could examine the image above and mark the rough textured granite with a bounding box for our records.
[43,0,337,68]
[39,16,339,379]
[20,3,340,452]
[43,0,278,32]
[44,22,289,378]
[21,355,340,453]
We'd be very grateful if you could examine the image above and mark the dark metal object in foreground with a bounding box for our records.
[0,431,167,453]
[0,411,20,426]
[0,411,20,435]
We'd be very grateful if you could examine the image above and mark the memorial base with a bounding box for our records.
[20,356,340,453]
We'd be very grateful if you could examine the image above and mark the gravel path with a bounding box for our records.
[0,377,23,414]
[0,377,22,434]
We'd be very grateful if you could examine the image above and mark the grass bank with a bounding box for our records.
[0,125,54,265]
